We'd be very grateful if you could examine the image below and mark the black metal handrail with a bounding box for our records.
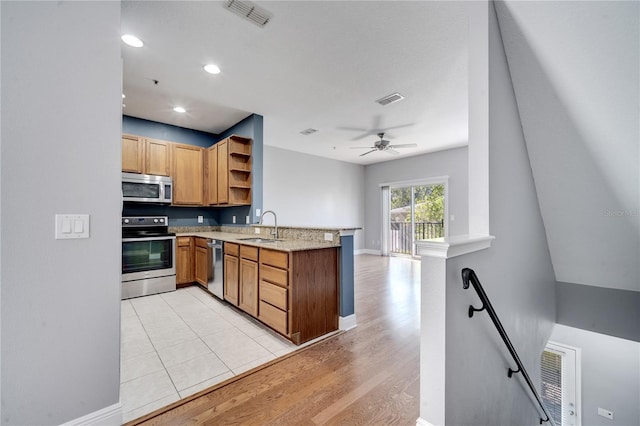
[461,268,556,426]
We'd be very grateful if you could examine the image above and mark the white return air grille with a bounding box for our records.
[225,0,273,28]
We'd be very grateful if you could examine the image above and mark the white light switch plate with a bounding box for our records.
[324,232,334,242]
[55,214,90,239]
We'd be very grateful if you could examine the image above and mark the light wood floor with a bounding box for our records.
[128,254,421,425]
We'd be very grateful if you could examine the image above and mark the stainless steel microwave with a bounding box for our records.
[122,172,172,204]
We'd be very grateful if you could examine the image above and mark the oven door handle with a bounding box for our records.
[122,236,176,243]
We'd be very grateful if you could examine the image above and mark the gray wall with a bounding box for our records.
[363,146,469,251]
[496,1,640,293]
[263,145,365,249]
[551,324,640,426]
[442,3,556,424]
[1,2,122,424]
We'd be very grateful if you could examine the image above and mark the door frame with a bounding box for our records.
[380,176,449,258]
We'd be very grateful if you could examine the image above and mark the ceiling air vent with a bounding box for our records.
[375,92,405,106]
[300,128,317,136]
[225,0,273,28]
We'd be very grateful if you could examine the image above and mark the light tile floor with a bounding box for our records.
[120,286,300,423]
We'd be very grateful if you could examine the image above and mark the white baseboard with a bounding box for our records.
[339,314,357,331]
[355,249,381,255]
[61,403,122,426]
[416,418,436,426]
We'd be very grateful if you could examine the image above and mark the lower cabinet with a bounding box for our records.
[238,245,259,317]
[176,237,194,285]
[194,238,210,287]
[223,242,339,345]
[223,242,239,306]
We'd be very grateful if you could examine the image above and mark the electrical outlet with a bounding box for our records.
[324,232,334,242]
[256,208,261,217]
[232,216,236,224]
[598,408,613,420]
[255,227,261,234]
[197,215,203,224]
[246,216,250,224]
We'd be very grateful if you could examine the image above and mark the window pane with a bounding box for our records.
[541,349,563,426]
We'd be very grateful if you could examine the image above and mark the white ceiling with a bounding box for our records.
[121,0,469,165]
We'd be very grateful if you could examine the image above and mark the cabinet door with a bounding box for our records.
[217,140,229,204]
[176,237,194,284]
[146,138,171,176]
[239,258,258,317]
[205,145,218,205]
[172,144,204,205]
[194,239,210,287]
[122,134,144,173]
[224,254,239,306]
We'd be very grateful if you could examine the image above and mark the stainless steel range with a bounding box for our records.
[121,216,176,300]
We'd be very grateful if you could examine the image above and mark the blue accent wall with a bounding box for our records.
[123,115,217,147]
[121,114,263,226]
[339,235,355,317]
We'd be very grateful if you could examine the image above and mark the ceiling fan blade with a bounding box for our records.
[387,143,417,149]
[385,149,400,155]
[350,146,375,149]
[360,149,377,157]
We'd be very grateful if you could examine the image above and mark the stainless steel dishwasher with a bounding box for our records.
[207,240,224,300]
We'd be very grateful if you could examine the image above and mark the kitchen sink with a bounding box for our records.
[236,237,284,243]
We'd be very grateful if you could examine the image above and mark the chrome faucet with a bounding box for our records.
[259,210,278,240]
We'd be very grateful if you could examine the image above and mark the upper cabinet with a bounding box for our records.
[206,135,252,206]
[122,133,252,207]
[145,138,171,176]
[122,134,145,173]
[172,144,204,205]
[121,134,171,177]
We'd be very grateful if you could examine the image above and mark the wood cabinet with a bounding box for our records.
[204,144,218,205]
[258,247,338,344]
[213,135,252,206]
[122,133,251,207]
[122,134,171,176]
[224,242,240,306]
[238,245,259,316]
[122,134,145,173]
[176,237,194,285]
[172,143,204,205]
[194,238,210,287]
[145,138,171,176]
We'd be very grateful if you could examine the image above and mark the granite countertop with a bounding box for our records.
[174,231,341,252]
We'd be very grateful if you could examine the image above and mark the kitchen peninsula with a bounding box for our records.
[172,224,358,345]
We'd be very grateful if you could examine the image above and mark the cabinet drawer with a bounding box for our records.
[259,301,287,335]
[177,236,192,247]
[260,264,288,287]
[225,242,239,256]
[260,248,288,269]
[240,245,258,261]
[195,237,209,249]
[260,281,287,310]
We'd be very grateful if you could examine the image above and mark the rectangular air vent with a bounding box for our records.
[300,128,317,136]
[375,92,405,106]
[225,0,273,28]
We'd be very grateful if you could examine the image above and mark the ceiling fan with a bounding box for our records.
[350,133,417,157]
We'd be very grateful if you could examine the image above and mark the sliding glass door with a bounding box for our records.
[389,183,445,257]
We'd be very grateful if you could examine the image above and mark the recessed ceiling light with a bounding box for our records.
[204,64,221,75]
[173,106,186,113]
[121,34,143,48]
